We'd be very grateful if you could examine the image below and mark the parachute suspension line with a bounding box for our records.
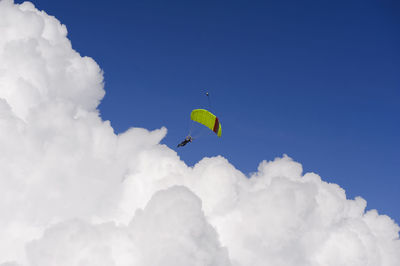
[188,116,194,137]
[188,118,205,139]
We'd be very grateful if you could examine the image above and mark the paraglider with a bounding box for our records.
[177,92,222,147]
[190,109,222,137]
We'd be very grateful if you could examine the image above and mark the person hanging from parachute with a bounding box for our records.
[177,92,222,147]
[177,135,193,147]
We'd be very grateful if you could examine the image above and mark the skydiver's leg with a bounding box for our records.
[177,141,186,147]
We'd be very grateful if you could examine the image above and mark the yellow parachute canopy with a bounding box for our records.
[190,109,222,137]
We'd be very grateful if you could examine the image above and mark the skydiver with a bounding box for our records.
[177,136,193,147]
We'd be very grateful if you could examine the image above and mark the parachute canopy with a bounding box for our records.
[190,109,222,137]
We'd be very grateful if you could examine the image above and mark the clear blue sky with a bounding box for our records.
[18,0,399,223]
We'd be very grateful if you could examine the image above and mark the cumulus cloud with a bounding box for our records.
[25,187,230,266]
[0,1,399,265]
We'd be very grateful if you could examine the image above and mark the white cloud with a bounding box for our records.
[0,1,399,265]
[25,187,230,266]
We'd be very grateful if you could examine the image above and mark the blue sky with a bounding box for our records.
[18,0,399,222]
